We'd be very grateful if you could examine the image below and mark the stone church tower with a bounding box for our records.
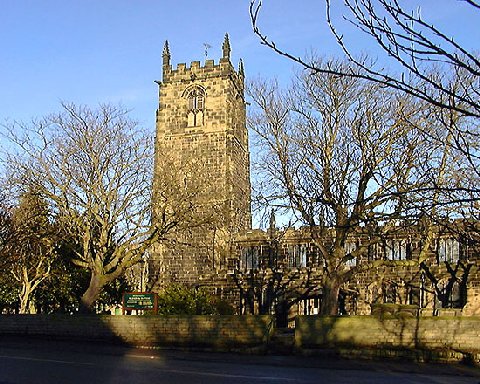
[150,35,251,290]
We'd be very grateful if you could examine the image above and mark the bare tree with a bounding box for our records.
[249,0,480,210]
[250,0,480,117]
[247,58,447,315]
[3,103,200,312]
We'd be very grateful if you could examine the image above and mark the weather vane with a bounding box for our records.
[203,43,212,58]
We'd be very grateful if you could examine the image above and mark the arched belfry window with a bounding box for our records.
[185,86,205,127]
[188,89,204,111]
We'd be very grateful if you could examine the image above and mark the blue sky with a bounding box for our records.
[0,0,478,132]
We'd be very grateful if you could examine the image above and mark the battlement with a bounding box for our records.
[162,58,239,82]
[168,58,232,72]
[160,34,244,84]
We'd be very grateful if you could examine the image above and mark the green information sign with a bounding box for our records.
[123,292,158,313]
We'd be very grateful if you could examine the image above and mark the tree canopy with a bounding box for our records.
[250,0,480,221]
[247,56,476,314]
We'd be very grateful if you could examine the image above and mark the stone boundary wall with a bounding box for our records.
[0,315,274,351]
[3,314,479,362]
[295,315,480,362]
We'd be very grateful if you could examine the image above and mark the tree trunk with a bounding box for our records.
[18,287,31,314]
[17,268,32,314]
[79,273,105,314]
[320,277,341,315]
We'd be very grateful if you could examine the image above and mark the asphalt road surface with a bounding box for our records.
[0,337,479,384]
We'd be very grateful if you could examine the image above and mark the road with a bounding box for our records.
[0,337,479,384]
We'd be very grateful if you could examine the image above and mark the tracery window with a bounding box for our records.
[438,238,460,263]
[385,239,407,261]
[240,246,260,270]
[286,244,307,268]
[185,87,205,127]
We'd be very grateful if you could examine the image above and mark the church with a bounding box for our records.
[148,35,480,323]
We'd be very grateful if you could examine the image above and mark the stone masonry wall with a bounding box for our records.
[0,315,274,350]
[296,315,480,361]
[2,314,479,361]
